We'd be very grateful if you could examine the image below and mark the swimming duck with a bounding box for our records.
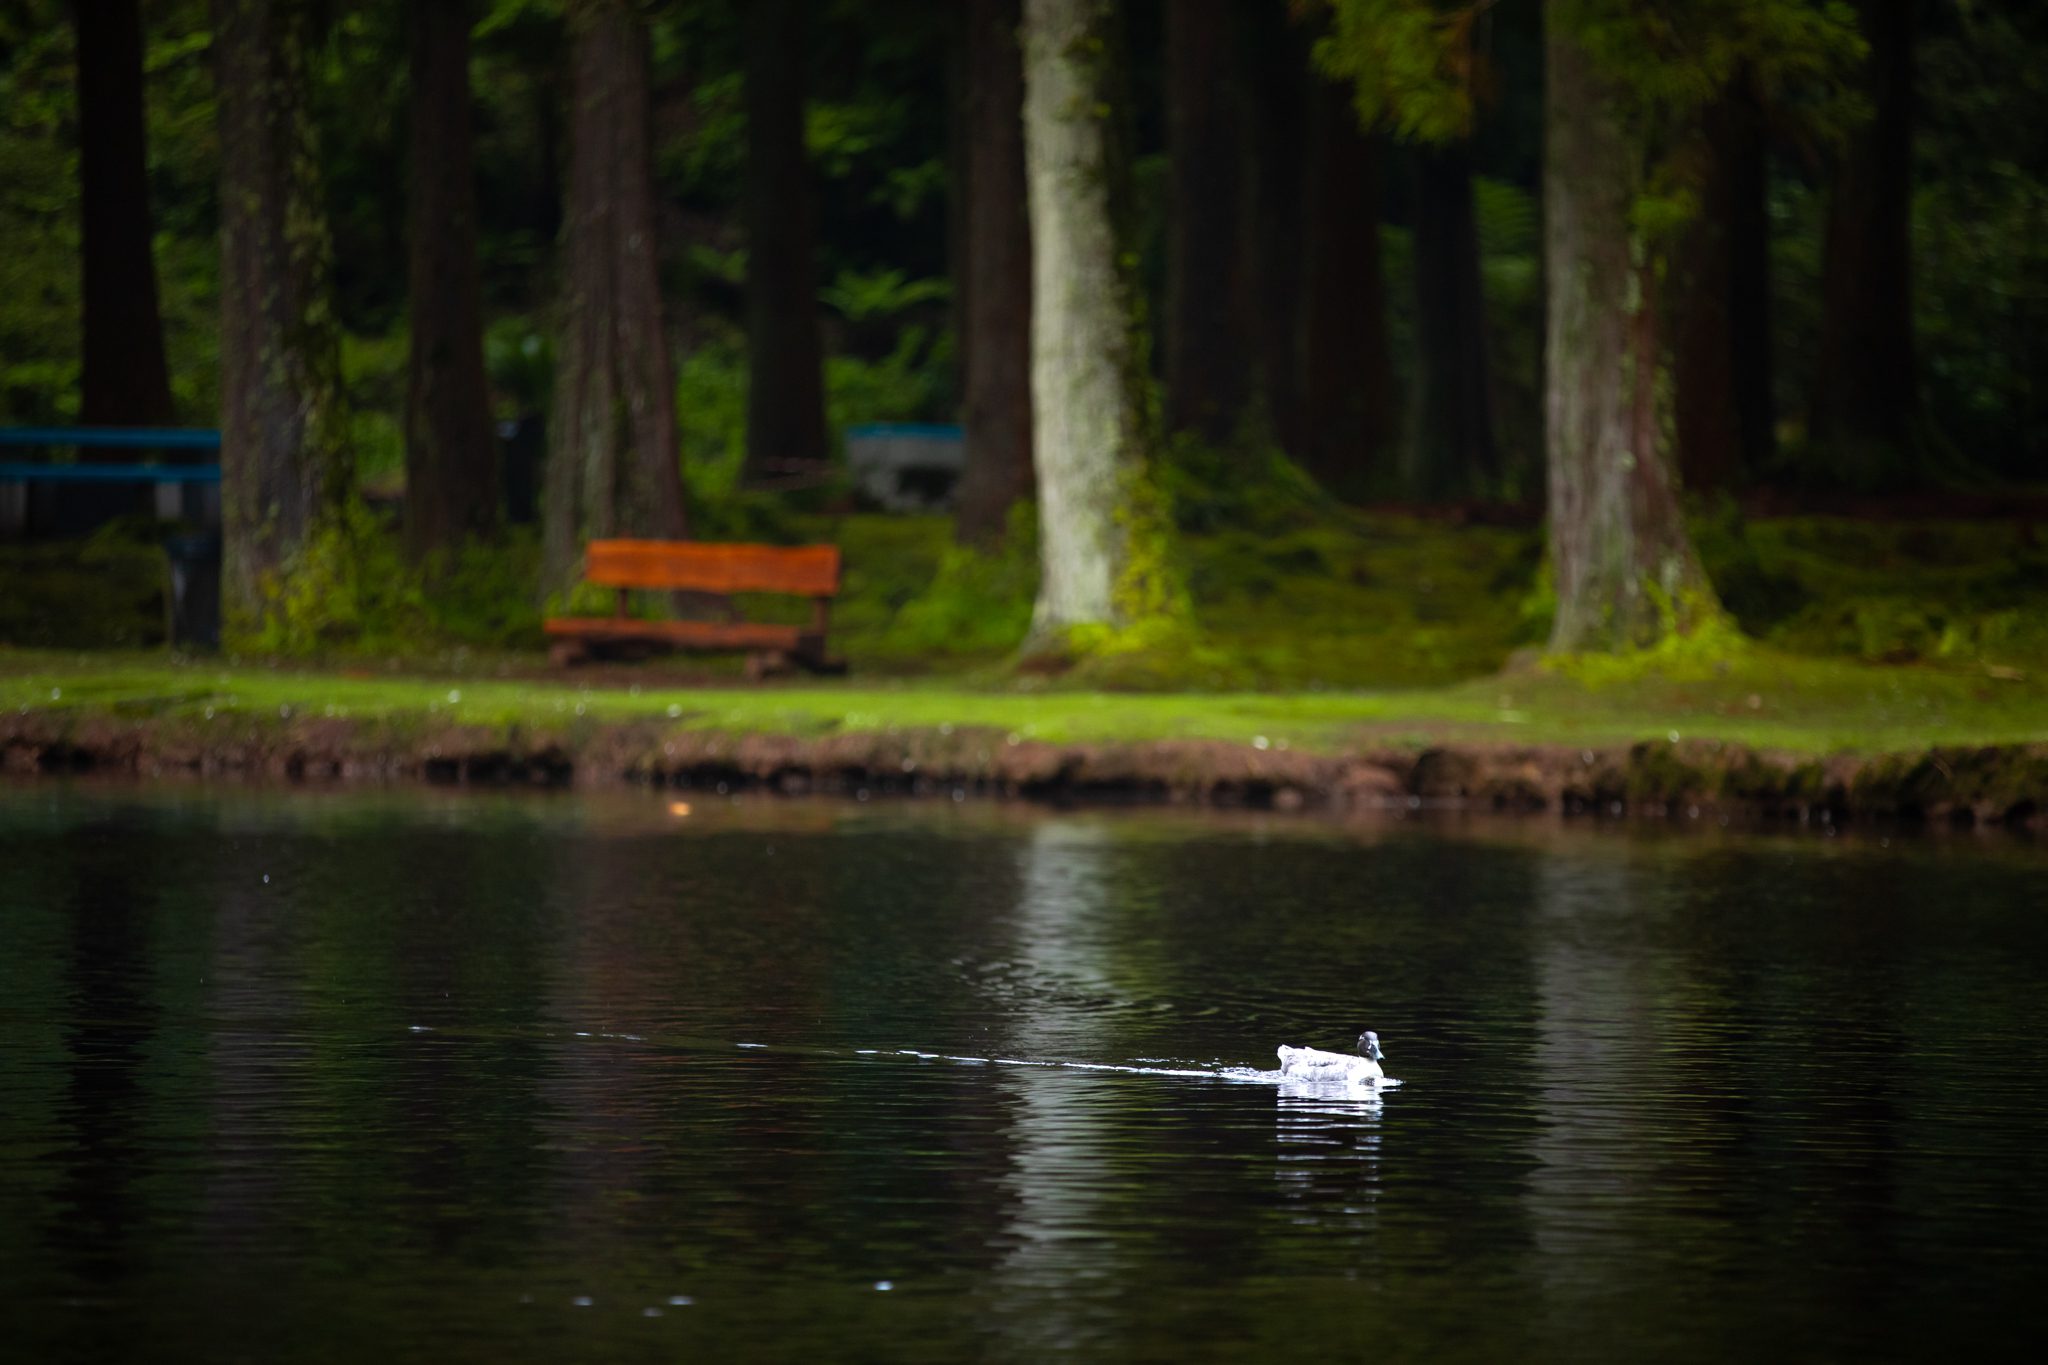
[1277,1030,1387,1084]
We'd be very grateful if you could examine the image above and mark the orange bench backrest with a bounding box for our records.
[582,539,841,596]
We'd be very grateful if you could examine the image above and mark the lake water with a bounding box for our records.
[2,785,2044,1363]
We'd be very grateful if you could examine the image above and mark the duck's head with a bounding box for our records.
[1358,1031,1384,1063]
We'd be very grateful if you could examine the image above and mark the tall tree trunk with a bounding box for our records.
[742,0,829,483]
[1544,17,1719,654]
[213,0,349,642]
[954,0,1034,547]
[1022,0,1169,647]
[544,0,687,597]
[945,2,971,413]
[1810,0,1917,487]
[1299,73,1391,502]
[1162,0,1245,446]
[1409,141,1500,500]
[404,0,500,561]
[74,0,175,432]
[1675,77,1774,493]
[1241,4,1309,457]
[66,0,176,531]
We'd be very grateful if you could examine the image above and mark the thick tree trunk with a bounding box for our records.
[543,0,688,596]
[1409,141,1500,500]
[404,0,500,561]
[1241,5,1309,456]
[1162,0,1245,446]
[213,0,349,642]
[1674,77,1774,493]
[1298,74,1392,502]
[1544,19,1719,654]
[1810,0,1917,486]
[1022,0,1161,644]
[953,0,1034,547]
[742,0,829,484]
[74,0,175,432]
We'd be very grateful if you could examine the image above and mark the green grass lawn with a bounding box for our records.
[5,643,2043,757]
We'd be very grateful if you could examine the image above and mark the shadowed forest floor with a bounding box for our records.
[6,509,2048,692]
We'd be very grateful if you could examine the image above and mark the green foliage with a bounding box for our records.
[0,10,79,423]
[675,333,750,500]
[1559,0,1866,245]
[339,329,408,483]
[239,500,542,656]
[1909,2,2048,479]
[1313,1,1486,141]
[0,519,167,648]
[483,318,553,417]
[1472,176,1544,491]
[1688,499,1810,631]
[1164,433,1338,537]
[874,504,1040,661]
[819,268,950,323]
[1320,1,1863,248]
[1750,519,2048,668]
[823,323,954,433]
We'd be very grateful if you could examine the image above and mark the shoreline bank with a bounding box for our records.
[6,706,2043,829]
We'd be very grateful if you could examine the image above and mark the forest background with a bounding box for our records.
[1,0,2045,700]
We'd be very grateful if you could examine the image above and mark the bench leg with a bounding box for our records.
[744,649,793,681]
[549,639,590,668]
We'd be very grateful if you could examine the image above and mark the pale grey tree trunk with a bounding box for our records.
[1543,16,1718,653]
[1021,0,1150,646]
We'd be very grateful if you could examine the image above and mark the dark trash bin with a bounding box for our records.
[163,531,221,649]
[500,414,543,525]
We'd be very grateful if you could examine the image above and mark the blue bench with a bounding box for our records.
[0,427,221,533]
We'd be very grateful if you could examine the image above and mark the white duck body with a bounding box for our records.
[1277,1030,1387,1085]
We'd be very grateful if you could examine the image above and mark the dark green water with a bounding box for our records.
[2,786,2044,1363]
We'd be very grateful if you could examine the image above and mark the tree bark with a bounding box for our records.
[1409,141,1500,500]
[1544,17,1719,654]
[742,0,829,484]
[74,0,176,433]
[1240,4,1309,457]
[213,0,350,642]
[1674,77,1774,493]
[404,0,500,561]
[1810,0,1917,486]
[1022,0,1161,644]
[1298,74,1392,502]
[543,0,688,597]
[953,0,1035,548]
[1162,0,1245,446]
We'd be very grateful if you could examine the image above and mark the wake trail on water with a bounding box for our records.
[404,1025,1400,1091]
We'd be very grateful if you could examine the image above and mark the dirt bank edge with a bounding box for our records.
[5,708,2045,828]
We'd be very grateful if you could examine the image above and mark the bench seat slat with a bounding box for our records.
[543,617,819,652]
[583,539,841,595]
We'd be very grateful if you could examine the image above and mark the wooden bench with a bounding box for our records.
[543,538,844,675]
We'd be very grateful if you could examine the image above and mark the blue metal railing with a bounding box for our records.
[0,426,222,451]
[0,427,223,484]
